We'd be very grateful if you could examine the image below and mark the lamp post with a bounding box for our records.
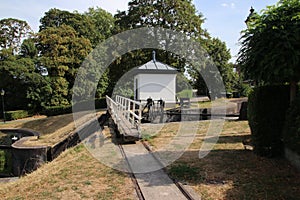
[1,89,5,123]
[245,7,255,27]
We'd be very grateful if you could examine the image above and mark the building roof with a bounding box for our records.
[137,60,177,71]
[134,60,178,75]
[132,51,178,75]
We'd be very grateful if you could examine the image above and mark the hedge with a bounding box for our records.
[41,105,72,116]
[41,98,107,116]
[6,110,29,121]
[248,85,290,157]
[283,95,300,155]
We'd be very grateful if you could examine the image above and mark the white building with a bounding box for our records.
[133,52,177,106]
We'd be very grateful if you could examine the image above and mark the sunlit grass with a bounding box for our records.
[0,144,135,199]
[146,120,300,200]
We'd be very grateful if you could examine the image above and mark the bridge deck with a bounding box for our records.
[106,95,144,140]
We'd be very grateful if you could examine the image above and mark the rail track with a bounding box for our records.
[118,141,197,200]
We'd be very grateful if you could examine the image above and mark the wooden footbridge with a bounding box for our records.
[106,95,144,141]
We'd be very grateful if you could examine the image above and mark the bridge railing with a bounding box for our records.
[106,95,144,135]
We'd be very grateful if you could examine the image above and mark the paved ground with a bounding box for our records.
[122,142,201,200]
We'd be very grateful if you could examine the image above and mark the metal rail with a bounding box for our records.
[118,144,145,200]
[141,141,195,200]
[106,95,144,138]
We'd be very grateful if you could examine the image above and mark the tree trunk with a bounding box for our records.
[290,81,297,104]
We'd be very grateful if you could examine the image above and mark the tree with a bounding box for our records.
[0,48,51,111]
[108,0,210,94]
[20,38,38,59]
[84,7,115,46]
[40,8,115,48]
[0,18,33,53]
[110,0,236,98]
[238,0,300,102]
[37,25,92,106]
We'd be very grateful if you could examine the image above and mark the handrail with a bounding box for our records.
[106,95,144,137]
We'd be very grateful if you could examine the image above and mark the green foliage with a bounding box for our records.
[239,83,253,97]
[0,18,33,52]
[41,105,72,116]
[6,110,29,121]
[248,85,290,157]
[0,150,12,174]
[189,37,238,97]
[84,7,115,46]
[283,95,300,154]
[110,0,210,93]
[177,89,193,99]
[40,8,115,47]
[41,98,106,116]
[37,24,92,106]
[0,50,50,111]
[20,38,38,58]
[238,0,300,84]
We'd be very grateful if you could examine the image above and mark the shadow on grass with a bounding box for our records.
[16,114,74,135]
[169,147,300,200]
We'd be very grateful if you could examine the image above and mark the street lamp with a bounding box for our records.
[1,89,5,123]
[245,7,255,27]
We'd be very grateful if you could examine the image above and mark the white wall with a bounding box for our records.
[135,74,176,103]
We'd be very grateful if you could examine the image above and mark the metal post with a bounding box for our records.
[1,89,5,123]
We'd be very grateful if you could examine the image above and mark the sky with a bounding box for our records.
[0,0,279,63]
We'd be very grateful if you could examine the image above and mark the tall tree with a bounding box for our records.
[0,18,33,53]
[238,0,300,102]
[109,0,209,94]
[0,48,51,110]
[40,8,115,47]
[112,0,235,97]
[84,7,115,46]
[20,38,38,59]
[37,25,92,106]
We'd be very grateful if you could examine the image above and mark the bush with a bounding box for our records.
[41,105,72,116]
[41,98,106,117]
[240,83,253,97]
[6,110,29,121]
[248,85,290,157]
[283,95,300,155]
[177,89,193,99]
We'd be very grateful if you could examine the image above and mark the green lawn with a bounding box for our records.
[143,120,300,200]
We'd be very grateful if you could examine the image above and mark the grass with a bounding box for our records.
[0,144,136,199]
[0,112,103,147]
[143,120,300,200]
[197,98,237,109]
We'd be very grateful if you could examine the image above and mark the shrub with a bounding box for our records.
[283,95,300,155]
[177,89,193,99]
[41,105,72,116]
[41,98,106,116]
[248,85,290,157]
[6,110,29,121]
[240,83,253,97]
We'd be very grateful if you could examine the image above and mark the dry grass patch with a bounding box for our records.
[145,120,300,199]
[0,144,136,200]
[0,112,104,147]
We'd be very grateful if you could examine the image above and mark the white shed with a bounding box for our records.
[133,52,177,106]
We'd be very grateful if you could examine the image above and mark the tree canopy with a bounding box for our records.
[238,0,300,101]
[0,1,239,112]
[0,18,33,52]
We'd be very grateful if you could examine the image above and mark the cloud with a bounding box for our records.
[221,2,235,9]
